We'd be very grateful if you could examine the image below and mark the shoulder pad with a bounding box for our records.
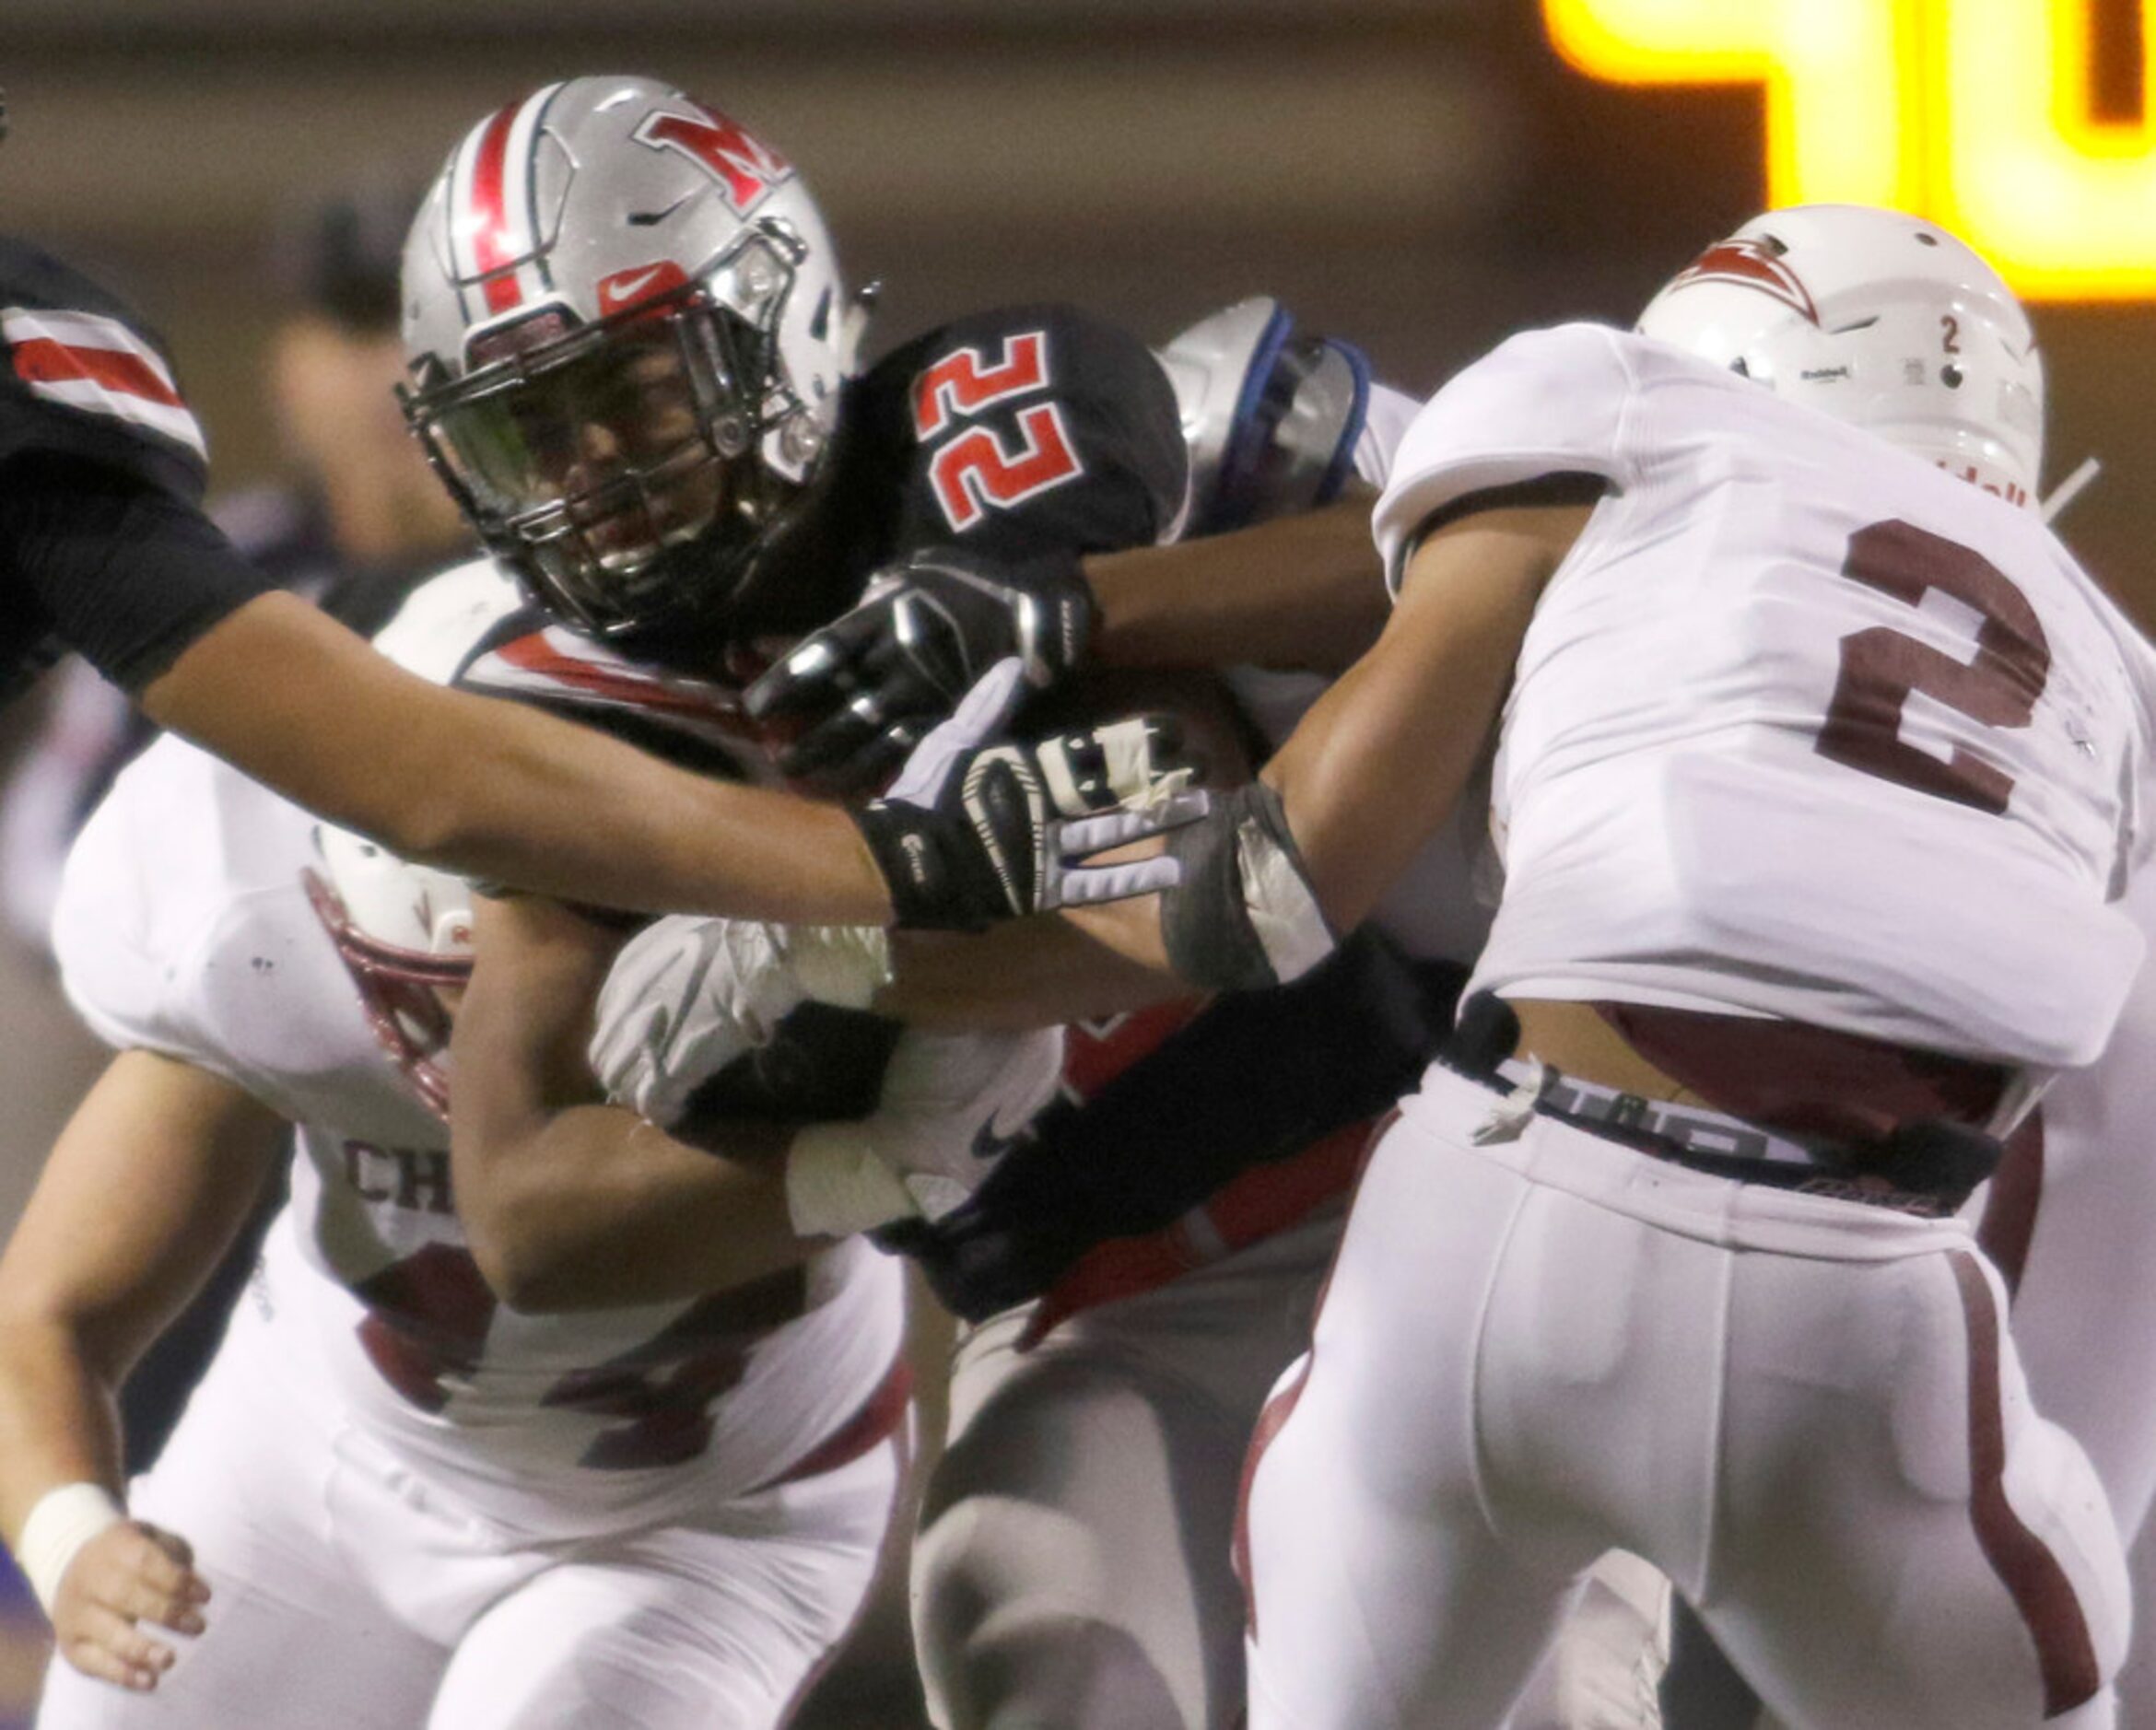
[457,622,769,781]
[1155,297,1369,536]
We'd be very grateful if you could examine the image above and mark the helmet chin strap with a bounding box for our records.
[2041,454,2103,526]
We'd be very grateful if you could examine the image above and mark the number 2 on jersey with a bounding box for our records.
[1814,519,2051,815]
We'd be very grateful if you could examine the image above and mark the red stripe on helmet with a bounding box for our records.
[466,101,525,315]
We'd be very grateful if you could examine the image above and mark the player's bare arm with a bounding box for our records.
[450,892,815,1314]
[1064,493,1603,995]
[0,1051,284,1691]
[141,591,884,925]
[1082,496,1388,677]
[1071,494,1592,982]
[1259,497,1588,932]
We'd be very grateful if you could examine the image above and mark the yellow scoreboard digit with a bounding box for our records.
[1544,0,2156,300]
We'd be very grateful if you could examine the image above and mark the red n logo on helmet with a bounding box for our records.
[633,106,792,214]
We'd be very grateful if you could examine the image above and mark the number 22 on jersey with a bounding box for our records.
[913,331,1085,533]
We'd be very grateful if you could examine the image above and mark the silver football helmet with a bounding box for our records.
[1635,204,2044,508]
[400,76,860,642]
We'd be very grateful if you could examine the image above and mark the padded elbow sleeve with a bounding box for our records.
[1161,780,1336,992]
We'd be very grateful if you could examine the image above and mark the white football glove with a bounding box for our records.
[786,1023,1066,1237]
[591,915,895,1129]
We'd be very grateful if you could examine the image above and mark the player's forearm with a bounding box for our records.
[455,1105,809,1312]
[875,920,1187,1030]
[392,693,888,922]
[145,594,892,924]
[1082,497,1388,676]
[0,1318,125,1547]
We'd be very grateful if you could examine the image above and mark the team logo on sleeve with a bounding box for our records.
[2,306,207,459]
[1664,239,1822,326]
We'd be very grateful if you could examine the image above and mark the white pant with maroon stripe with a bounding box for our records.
[914,1206,1667,1730]
[1239,1065,2127,1730]
[37,1280,904,1730]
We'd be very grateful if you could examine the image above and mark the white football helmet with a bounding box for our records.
[302,564,518,1117]
[400,76,861,645]
[1635,205,2044,508]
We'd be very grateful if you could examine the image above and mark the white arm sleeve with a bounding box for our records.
[1372,322,1638,593]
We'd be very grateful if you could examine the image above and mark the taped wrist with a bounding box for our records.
[786,1124,919,1238]
[1161,781,1336,992]
[1008,550,1098,687]
[18,1481,123,1614]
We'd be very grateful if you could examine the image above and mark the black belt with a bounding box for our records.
[1439,995,2001,1217]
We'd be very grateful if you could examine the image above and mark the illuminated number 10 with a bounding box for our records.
[1543,0,2156,300]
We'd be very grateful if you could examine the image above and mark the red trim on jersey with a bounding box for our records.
[1019,1116,1370,1348]
[1951,1250,2102,1715]
[10,335,187,409]
[492,631,760,736]
[1976,1113,2045,1298]
[757,1353,914,1491]
[469,102,525,316]
[1059,999,1200,1103]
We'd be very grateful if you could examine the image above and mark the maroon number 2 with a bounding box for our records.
[1813,519,2050,815]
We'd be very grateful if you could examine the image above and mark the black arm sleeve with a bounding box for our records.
[0,452,274,692]
[892,932,1468,1320]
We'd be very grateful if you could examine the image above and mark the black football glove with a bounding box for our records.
[746,547,1098,792]
[851,658,1206,930]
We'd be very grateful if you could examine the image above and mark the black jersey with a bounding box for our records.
[0,237,270,707]
[457,300,1185,741]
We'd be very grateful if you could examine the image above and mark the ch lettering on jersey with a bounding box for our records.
[632,106,793,215]
[2,307,206,460]
[343,1140,457,1216]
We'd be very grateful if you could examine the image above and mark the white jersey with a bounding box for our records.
[52,731,903,1537]
[1373,322,2152,1069]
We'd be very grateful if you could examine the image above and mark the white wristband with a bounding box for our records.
[785,1125,919,1238]
[17,1481,123,1615]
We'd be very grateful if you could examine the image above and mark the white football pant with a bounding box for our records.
[1240,1068,2127,1730]
[914,1207,1667,1730]
[38,1286,903,1730]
